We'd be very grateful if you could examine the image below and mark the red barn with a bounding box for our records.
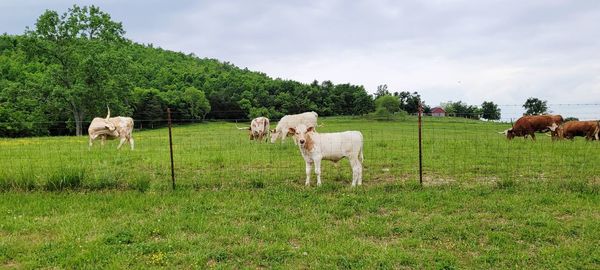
[431,107,446,117]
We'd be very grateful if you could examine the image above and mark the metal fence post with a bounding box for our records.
[167,108,175,190]
[418,103,423,185]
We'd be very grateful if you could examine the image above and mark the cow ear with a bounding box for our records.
[288,127,296,134]
[307,126,314,132]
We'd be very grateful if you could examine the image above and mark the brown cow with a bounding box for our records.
[550,120,600,141]
[499,114,564,140]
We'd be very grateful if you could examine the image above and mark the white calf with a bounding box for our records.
[289,124,364,187]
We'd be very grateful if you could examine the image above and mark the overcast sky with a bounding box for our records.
[2,0,600,119]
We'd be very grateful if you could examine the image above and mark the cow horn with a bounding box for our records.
[235,121,250,130]
[106,106,111,120]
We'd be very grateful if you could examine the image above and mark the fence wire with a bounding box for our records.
[0,107,599,191]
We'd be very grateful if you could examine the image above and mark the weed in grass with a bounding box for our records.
[496,178,517,190]
[0,174,11,192]
[149,251,167,266]
[375,141,388,148]
[132,176,151,192]
[104,231,135,245]
[1,170,38,191]
[336,256,367,269]
[87,170,122,190]
[209,155,225,168]
[44,168,84,191]
[249,179,265,189]
[558,180,599,195]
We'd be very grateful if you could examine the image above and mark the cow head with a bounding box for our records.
[547,123,561,140]
[498,128,515,140]
[105,122,117,132]
[269,129,279,143]
[288,124,315,149]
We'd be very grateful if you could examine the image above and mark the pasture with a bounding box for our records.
[1,117,599,268]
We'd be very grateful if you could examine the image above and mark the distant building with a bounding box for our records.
[431,107,446,117]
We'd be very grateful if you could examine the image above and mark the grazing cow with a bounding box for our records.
[289,124,364,187]
[237,117,270,142]
[270,111,318,144]
[550,120,600,141]
[499,114,563,140]
[88,108,135,150]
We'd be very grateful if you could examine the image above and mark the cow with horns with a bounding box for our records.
[549,120,600,141]
[88,107,135,149]
[237,117,270,142]
[499,114,563,140]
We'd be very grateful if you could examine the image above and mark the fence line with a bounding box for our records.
[0,107,599,191]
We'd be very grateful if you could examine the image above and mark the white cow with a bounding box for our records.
[270,111,318,144]
[289,124,364,187]
[88,108,135,150]
[237,117,270,142]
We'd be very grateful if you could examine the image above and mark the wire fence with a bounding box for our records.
[0,105,599,192]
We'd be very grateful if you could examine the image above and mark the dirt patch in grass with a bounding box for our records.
[422,175,456,187]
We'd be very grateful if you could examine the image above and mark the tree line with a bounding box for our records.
[1,5,552,137]
[0,5,375,137]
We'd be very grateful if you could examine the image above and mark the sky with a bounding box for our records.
[1,0,600,120]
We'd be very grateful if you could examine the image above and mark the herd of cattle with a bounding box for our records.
[89,110,364,187]
[236,111,364,187]
[87,109,599,187]
[499,114,600,141]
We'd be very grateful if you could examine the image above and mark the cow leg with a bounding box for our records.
[117,137,126,149]
[129,136,135,150]
[305,161,312,186]
[530,133,536,141]
[88,135,94,149]
[101,136,106,146]
[351,158,363,186]
[314,159,322,186]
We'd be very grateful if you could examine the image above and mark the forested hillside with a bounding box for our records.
[0,5,374,137]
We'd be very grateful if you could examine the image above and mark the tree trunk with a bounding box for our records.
[70,101,84,136]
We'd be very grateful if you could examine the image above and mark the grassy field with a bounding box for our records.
[1,117,599,268]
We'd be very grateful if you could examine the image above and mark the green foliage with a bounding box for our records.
[481,101,501,120]
[44,167,85,191]
[0,6,380,136]
[375,95,400,113]
[523,97,548,115]
[23,5,130,135]
[564,117,579,122]
[396,91,425,114]
[444,101,481,119]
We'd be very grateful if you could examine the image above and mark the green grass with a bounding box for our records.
[0,116,599,268]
